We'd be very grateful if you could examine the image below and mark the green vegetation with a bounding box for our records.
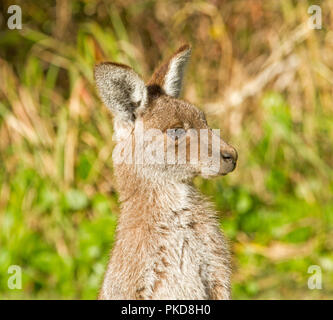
[0,0,332,299]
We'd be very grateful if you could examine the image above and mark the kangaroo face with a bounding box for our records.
[94,45,237,181]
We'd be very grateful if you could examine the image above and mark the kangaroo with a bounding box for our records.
[94,44,237,300]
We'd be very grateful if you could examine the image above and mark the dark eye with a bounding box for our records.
[167,128,186,140]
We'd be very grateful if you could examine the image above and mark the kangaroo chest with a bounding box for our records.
[137,209,219,299]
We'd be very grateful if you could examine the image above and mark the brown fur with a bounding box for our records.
[94,45,237,300]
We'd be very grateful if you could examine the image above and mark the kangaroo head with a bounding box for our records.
[94,45,237,182]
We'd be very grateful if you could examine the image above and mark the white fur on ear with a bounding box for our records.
[163,46,191,98]
[94,63,148,122]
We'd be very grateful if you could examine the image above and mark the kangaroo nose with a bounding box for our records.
[221,148,238,164]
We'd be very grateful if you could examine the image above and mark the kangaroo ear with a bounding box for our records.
[149,44,191,98]
[94,62,148,122]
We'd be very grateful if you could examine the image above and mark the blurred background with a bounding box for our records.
[0,0,332,299]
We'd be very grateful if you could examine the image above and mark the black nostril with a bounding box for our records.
[222,152,234,162]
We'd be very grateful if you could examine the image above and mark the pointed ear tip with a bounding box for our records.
[94,62,132,72]
[94,62,135,82]
[178,43,192,53]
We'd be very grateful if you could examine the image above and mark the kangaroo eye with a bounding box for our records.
[167,128,186,140]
